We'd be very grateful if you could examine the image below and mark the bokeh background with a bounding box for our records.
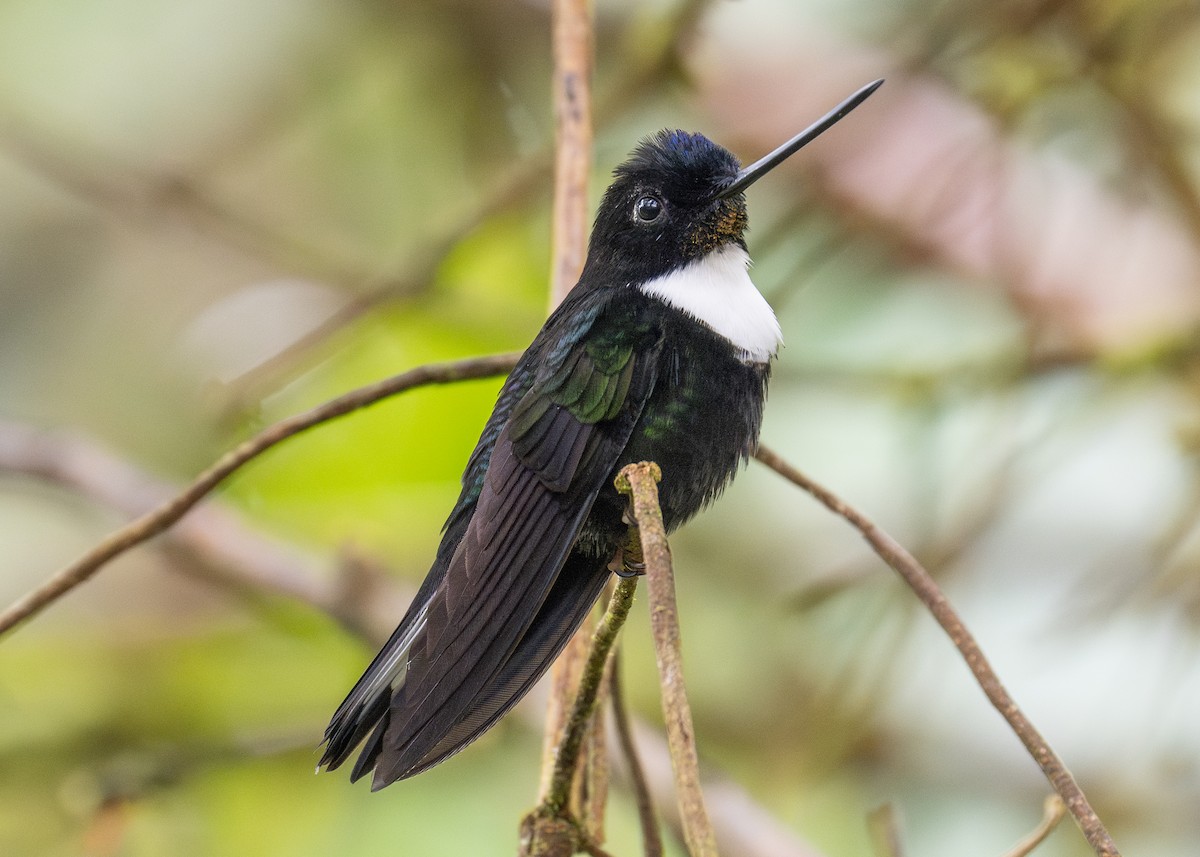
[2,0,1199,855]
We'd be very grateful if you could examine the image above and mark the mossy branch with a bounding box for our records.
[520,576,638,857]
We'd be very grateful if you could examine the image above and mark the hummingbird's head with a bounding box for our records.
[581,79,884,287]
[583,130,749,283]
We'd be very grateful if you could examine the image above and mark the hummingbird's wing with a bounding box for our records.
[321,289,662,788]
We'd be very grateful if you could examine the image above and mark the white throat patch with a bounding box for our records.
[637,245,782,363]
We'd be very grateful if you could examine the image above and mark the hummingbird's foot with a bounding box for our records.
[607,538,647,577]
[609,523,648,578]
[615,559,646,578]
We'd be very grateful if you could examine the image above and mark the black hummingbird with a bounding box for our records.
[320,79,883,790]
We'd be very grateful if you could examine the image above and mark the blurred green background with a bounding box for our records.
[2,0,1200,855]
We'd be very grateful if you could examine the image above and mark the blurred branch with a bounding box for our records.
[0,352,519,638]
[548,0,592,308]
[1042,4,1200,245]
[867,804,906,857]
[65,727,322,857]
[616,461,719,857]
[609,654,664,857]
[0,118,351,281]
[545,578,626,813]
[1107,83,1200,241]
[0,418,341,621]
[1001,795,1066,857]
[537,0,603,840]
[217,161,544,411]
[0,114,537,417]
[753,444,1121,857]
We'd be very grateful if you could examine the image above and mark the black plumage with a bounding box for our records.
[321,80,881,790]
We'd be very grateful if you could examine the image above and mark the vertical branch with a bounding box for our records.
[617,462,719,857]
[541,577,639,815]
[538,0,599,831]
[540,626,591,804]
[753,445,1121,857]
[548,0,593,309]
[580,653,612,837]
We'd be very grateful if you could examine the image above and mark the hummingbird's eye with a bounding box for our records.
[634,195,663,223]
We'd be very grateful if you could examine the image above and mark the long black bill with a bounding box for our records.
[718,78,884,199]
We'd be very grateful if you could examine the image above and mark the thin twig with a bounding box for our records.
[544,577,640,815]
[539,609,594,809]
[1001,796,1067,857]
[609,653,664,857]
[0,352,519,639]
[0,419,330,610]
[521,576,639,857]
[617,461,719,857]
[753,444,1121,857]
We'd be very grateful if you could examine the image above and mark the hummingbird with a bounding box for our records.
[320,79,883,790]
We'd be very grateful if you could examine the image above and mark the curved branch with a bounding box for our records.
[753,444,1120,857]
[0,352,519,638]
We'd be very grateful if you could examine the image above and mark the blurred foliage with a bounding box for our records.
[3,0,1200,856]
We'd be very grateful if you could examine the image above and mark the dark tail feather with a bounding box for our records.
[319,577,441,774]
[321,690,389,775]
[370,551,612,788]
[321,514,471,775]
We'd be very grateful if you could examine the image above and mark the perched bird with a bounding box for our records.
[320,80,883,790]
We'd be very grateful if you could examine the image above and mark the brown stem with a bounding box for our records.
[548,0,592,308]
[537,0,600,832]
[0,352,518,639]
[521,576,638,857]
[543,577,639,815]
[753,444,1120,857]
[616,461,719,857]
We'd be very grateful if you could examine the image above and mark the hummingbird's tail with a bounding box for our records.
[321,550,611,789]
